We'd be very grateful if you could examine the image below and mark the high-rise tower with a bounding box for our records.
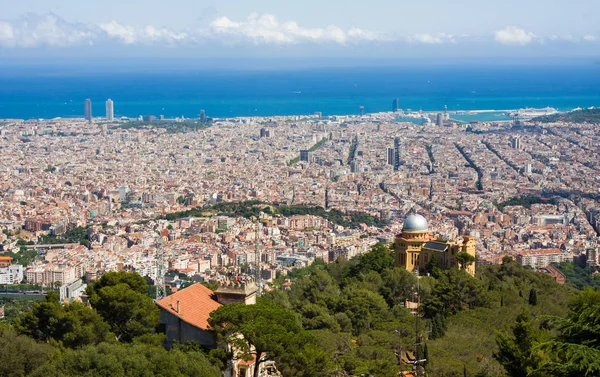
[84,99,92,122]
[392,98,400,112]
[436,113,444,127]
[387,147,395,165]
[393,137,401,171]
[105,99,114,121]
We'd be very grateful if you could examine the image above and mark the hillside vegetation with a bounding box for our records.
[534,108,600,123]
[1,244,589,377]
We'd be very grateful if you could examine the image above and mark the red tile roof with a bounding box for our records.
[155,283,222,330]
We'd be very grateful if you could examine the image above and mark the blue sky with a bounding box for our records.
[0,0,599,59]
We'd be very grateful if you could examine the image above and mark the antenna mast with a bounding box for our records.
[255,221,262,296]
[155,236,167,300]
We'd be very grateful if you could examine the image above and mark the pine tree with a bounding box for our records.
[528,288,537,306]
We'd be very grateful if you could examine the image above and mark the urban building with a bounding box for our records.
[84,99,92,122]
[300,149,310,162]
[0,256,11,268]
[105,99,114,121]
[511,136,522,150]
[393,137,401,171]
[156,279,257,350]
[394,214,477,276]
[436,113,444,127]
[156,283,222,349]
[387,147,395,165]
[59,279,87,301]
[0,264,23,284]
[260,128,273,138]
[516,249,572,269]
[392,98,400,112]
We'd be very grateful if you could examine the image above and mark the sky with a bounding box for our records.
[0,0,599,62]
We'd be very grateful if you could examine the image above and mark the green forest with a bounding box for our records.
[534,108,600,123]
[159,200,386,228]
[2,244,597,377]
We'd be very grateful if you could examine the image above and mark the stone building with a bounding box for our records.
[394,213,477,276]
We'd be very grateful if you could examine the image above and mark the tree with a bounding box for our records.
[29,341,221,377]
[380,267,417,307]
[528,288,538,306]
[430,314,447,340]
[0,327,53,377]
[533,289,600,376]
[456,251,476,270]
[494,309,541,377]
[209,299,311,377]
[350,242,394,277]
[422,269,490,318]
[15,291,112,348]
[86,271,159,342]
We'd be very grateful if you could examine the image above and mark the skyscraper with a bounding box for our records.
[392,98,400,112]
[393,137,401,171]
[84,99,92,122]
[511,136,522,150]
[300,150,310,162]
[199,109,206,122]
[436,113,444,127]
[359,106,365,117]
[105,99,114,121]
[387,147,395,165]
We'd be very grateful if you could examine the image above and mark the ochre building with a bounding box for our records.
[394,214,476,276]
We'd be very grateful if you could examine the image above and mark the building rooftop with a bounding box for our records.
[155,283,221,331]
[402,214,429,233]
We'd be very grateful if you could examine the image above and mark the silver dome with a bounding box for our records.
[402,214,429,233]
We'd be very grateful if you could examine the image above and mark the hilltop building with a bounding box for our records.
[393,214,477,275]
[156,278,258,349]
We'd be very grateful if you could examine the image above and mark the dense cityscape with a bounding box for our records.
[1,98,598,290]
[1,89,600,377]
[5,0,600,374]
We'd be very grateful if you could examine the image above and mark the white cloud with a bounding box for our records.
[98,21,188,44]
[99,21,137,44]
[408,33,456,44]
[0,12,594,50]
[494,26,536,45]
[0,22,15,47]
[411,34,442,44]
[208,13,388,45]
[0,13,95,48]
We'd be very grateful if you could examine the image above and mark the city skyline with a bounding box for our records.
[0,1,599,60]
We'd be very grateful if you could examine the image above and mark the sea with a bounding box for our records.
[1,60,599,120]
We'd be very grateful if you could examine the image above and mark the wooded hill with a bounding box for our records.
[3,244,597,377]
